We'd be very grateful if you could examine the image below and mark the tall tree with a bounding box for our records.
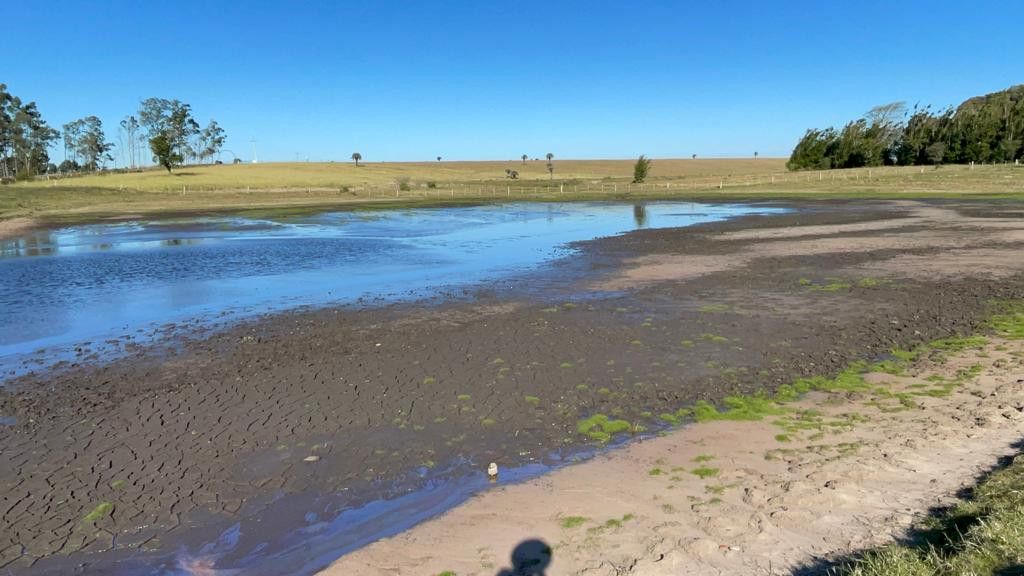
[0,85,12,180]
[521,154,527,165]
[62,119,84,165]
[149,131,181,172]
[70,116,114,171]
[545,152,554,162]
[138,98,199,164]
[351,152,362,166]
[790,85,1024,169]
[632,155,651,183]
[3,92,58,179]
[120,115,140,168]
[198,120,226,163]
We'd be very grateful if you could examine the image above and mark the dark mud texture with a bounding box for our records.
[1,200,1023,574]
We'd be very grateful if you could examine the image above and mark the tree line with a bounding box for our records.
[788,85,1024,170]
[0,83,226,181]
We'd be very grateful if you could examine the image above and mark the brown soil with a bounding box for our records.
[1,200,1023,574]
[0,217,37,241]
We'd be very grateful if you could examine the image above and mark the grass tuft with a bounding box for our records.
[559,515,587,529]
[82,502,114,523]
[576,413,632,443]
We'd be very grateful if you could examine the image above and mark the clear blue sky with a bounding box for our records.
[3,0,1022,163]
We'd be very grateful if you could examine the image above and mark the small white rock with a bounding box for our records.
[487,462,498,478]
[304,455,320,462]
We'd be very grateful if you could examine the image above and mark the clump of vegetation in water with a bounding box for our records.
[576,414,632,443]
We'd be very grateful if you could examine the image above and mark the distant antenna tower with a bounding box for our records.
[250,138,259,164]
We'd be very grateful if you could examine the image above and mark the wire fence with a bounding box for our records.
[215,164,1010,200]
[33,163,1024,198]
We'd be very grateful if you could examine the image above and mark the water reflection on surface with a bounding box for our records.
[0,202,782,374]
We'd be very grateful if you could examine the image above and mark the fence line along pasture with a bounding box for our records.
[33,163,1021,197]
[229,164,1005,200]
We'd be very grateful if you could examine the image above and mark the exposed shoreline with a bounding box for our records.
[2,200,1023,574]
[322,333,1024,575]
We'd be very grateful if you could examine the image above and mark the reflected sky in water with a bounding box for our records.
[0,202,782,372]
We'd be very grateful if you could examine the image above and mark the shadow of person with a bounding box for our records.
[495,539,552,576]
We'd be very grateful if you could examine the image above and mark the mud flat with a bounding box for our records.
[2,200,1024,574]
[324,333,1024,576]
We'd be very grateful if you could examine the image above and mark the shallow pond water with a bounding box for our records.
[0,201,781,375]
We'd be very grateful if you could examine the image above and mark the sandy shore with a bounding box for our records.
[322,336,1024,575]
[0,217,36,240]
[2,200,1023,573]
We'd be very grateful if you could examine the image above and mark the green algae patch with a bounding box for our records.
[82,502,113,523]
[684,393,788,422]
[576,414,632,443]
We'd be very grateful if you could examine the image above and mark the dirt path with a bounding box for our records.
[322,335,1024,576]
[2,200,1023,574]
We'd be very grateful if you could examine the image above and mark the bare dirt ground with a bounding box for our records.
[2,200,1023,574]
[0,217,35,240]
[324,337,1024,576]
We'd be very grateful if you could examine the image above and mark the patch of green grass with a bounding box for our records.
[480,418,496,426]
[793,362,872,394]
[699,303,731,313]
[648,467,664,476]
[798,278,812,286]
[928,335,988,353]
[680,339,695,347]
[437,571,457,576]
[989,302,1024,339]
[422,376,436,385]
[699,333,729,343]
[524,395,541,406]
[456,394,471,401]
[693,454,715,463]
[560,362,574,368]
[775,433,792,442]
[705,484,729,495]
[691,466,720,479]
[659,412,681,425]
[810,278,853,292]
[560,515,587,529]
[857,277,881,288]
[109,479,125,489]
[82,502,114,523]
[683,393,788,422]
[576,414,632,443]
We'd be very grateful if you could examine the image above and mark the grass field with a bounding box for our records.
[2,159,1023,230]
[18,158,787,192]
